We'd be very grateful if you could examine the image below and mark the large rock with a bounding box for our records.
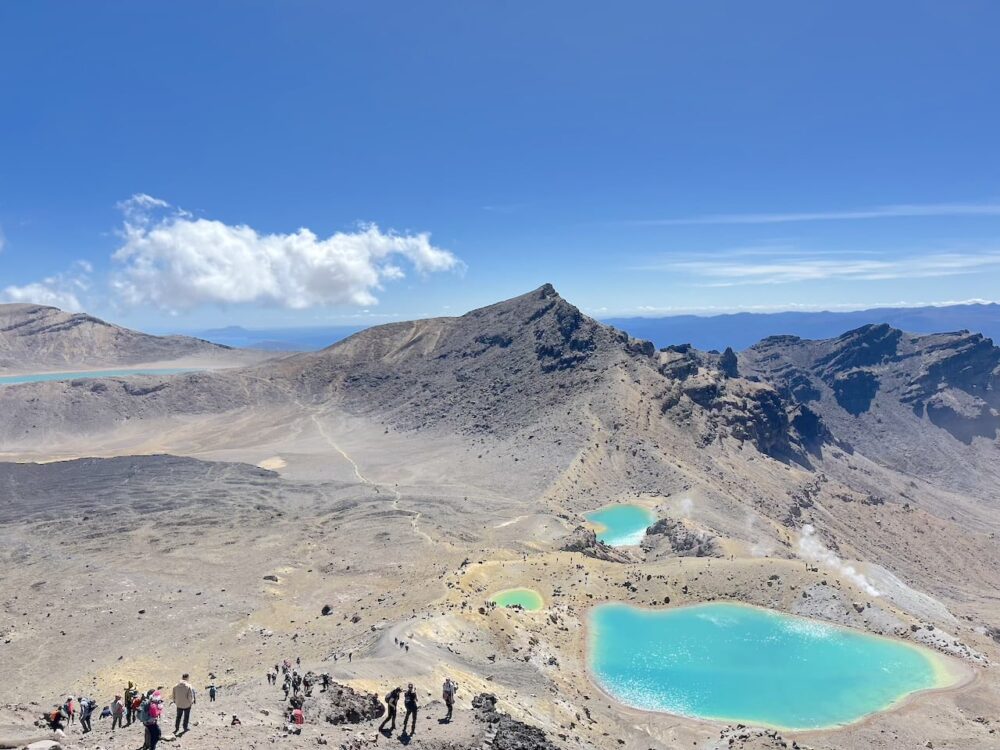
[303,682,384,725]
[472,693,558,750]
[559,526,631,563]
[642,517,719,558]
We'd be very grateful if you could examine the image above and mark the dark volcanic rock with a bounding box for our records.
[818,323,902,372]
[719,346,739,378]
[472,693,558,750]
[304,682,384,725]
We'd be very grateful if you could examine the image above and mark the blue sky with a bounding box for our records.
[2,1,999,330]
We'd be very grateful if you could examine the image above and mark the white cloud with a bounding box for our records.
[625,201,1000,226]
[1,261,93,312]
[111,195,462,312]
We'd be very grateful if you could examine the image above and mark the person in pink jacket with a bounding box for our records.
[146,691,164,750]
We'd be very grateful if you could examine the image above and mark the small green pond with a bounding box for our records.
[491,588,544,611]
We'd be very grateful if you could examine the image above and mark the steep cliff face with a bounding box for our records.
[655,343,830,461]
[740,325,1000,493]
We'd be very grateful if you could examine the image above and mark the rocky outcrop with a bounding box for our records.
[719,346,739,378]
[560,526,631,563]
[302,682,384,725]
[472,693,559,750]
[817,323,901,372]
[642,517,720,557]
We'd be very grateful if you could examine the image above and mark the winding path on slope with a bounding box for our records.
[309,411,435,546]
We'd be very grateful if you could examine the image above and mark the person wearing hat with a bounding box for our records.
[145,691,164,750]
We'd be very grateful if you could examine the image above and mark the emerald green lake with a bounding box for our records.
[584,504,655,546]
[491,588,544,610]
[0,368,196,385]
[589,602,952,730]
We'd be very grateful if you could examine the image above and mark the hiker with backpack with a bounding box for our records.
[63,697,75,725]
[78,696,96,733]
[402,683,418,735]
[142,691,164,750]
[130,692,143,728]
[379,686,401,734]
[442,678,457,721]
[44,705,65,731]
[171,674,196,735]
[124,683,138,725]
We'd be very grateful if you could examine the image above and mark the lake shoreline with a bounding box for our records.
[584,600,976,734]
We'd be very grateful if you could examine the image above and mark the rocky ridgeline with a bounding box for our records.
[0,302,234,372]
[656,343,829,461]
[742,324,1000,444]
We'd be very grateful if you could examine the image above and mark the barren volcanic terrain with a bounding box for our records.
[2,285,1000,750]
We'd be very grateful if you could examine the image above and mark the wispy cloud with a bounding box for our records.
[612,298,1000,317]
[639,248,1000,287]
[624,202,1000,227]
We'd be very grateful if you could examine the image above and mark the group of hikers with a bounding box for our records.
[268,657,458,739]
[377,677,457,737]
[44,674,203,749]
[41,658,460,745]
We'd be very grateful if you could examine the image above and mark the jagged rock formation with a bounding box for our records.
[559,526,632,563]
[741,324,1000,493]
[642,517,720,558]
[0,303,251,372]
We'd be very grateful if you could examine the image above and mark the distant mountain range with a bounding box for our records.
[187,303,1000,354]
[604,302,1000,351]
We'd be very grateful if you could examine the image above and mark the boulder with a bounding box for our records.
[304,682,384,725]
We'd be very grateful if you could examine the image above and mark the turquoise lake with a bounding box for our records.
[589,602,951,730]
[584,504,655,546]
[0,368,196,385]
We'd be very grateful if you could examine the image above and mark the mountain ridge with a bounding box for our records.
[0,302,263,373]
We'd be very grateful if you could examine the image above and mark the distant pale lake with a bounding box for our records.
[584,504,655,546]
[0,368,196,385]
[588,602,955,730]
